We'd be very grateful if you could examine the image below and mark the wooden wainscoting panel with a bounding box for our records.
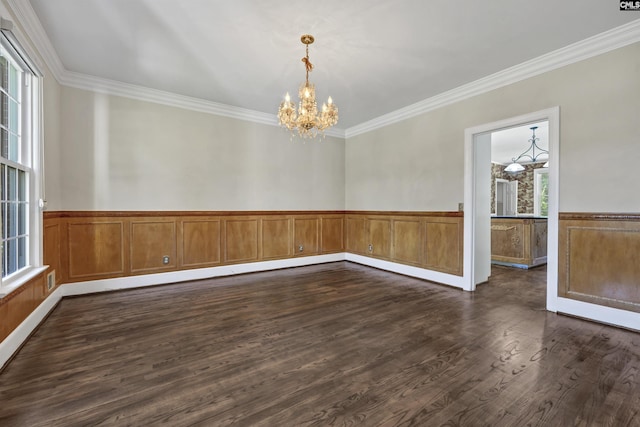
[392,218,423,265]
[346,216,366,254]
[181,219,221,267]
[130,220,177,273]
[559,218,640,312]
[293,217,319,256]
[0,302,8,342]
[0,274,44,342]
[262,217,292,260]
[368,218,392,259]
[320,216,344,253]
[424,218,463,275]
[224,219,259,263]
[43,220,62,284]
[68,221,125,280]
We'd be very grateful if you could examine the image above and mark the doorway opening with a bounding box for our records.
[463,107,559,312]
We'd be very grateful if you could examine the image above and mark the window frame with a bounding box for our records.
[534,167,549,217]
[0,23,45,295]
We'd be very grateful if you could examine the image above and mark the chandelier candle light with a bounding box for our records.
[278,34,338,139]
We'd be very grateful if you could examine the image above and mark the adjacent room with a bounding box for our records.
[0,1,639,425]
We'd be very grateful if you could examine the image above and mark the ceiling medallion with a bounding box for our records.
[278,34,338,139]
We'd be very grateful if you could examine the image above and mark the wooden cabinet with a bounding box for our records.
[491,217,547,268]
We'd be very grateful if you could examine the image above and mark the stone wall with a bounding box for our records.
[491,162,547,214]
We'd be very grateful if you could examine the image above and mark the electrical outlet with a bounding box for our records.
[368,244,373,252]
[46,271,56,291]
[458,202,464,211]
[162,255,170,265]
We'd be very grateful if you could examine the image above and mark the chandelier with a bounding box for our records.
[504,126,549,173]
[278,34,338,139]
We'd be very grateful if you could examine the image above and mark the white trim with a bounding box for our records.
[6,1,639,140]
[0,283,62,370]
[4,0,60,77]
[345,20,640,138]
[345,253,466,289]
[0,265,47,297]
[556,297,640,332]
[62,254,345,297]
[3,0,346,139]
[57,71,347,138]
[0,254,346,369]
[0,252,468,369]
[464,107,560,301]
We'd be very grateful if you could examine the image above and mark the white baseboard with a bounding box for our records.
[556,297,640,332]
[0,286,64,371]
[345,253,466,289]
[5,254,636,371]
[61,254,346,297]
[0,253,345,370]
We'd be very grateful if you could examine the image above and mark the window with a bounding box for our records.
[534,168,549,217]
[0,27,42,288]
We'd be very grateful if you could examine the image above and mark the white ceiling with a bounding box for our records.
[28,0,638,129]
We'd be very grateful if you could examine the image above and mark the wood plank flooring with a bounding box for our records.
[0,262,639,426]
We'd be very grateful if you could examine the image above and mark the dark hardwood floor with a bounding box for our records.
[1,262,639,426]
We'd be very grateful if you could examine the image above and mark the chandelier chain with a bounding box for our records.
[278,34,338,139]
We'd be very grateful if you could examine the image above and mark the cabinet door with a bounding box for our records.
[367,218,391,259]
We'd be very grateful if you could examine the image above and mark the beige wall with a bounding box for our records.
[346,42,640,213]
[59,87,345,211]
[42,65,62,210]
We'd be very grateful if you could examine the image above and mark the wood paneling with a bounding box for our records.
[68,221,125,279]
[8,264,639,425]
[321,217,343,253]
[425,218,463,275]
[43,221,61,284]
[346,216,366,254]
[293,218,319,256]
[262,218,292,259]
[392,219,422,265]
[0,274,46,342]
[181,220,221,267]
[130,221,176,273]
[368,218,391,259]
[224,219,259,263]
[559,215,640,312]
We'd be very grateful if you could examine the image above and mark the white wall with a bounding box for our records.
[59,87,345,211]
[346,42,640,214]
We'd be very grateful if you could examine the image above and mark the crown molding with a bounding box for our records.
[6,0,637,141]
[5,0,347,139]
[5,0,66,79]
[345,19,640,139]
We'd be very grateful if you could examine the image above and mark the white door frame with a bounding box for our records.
[463,107,560,313]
